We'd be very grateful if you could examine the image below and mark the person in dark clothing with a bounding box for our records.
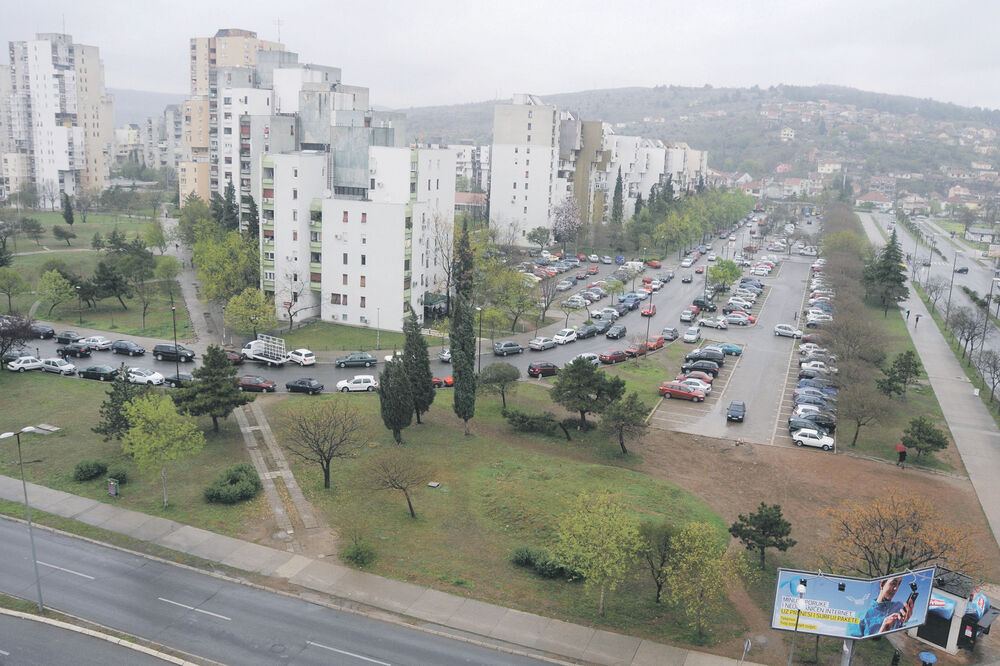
[914,314,921,328]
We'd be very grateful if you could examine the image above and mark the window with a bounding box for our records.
[293,168,298,177]
[361,235,367,245]
[527,123,532,130]
[330,293,341,305]
[224,127,232,135]
[525,171,529,178]
[361,255,366,265]
[343,295,348,306]
[224,156,232,164]
[292,189,298,200]
[310,231,320,242]
[292,231,298,241]
[360,296,366,308]
[264,251,274,261]
[343,210,348,222]
[223,97,231,104]
[343,253,348,264]
[436,179,439,190]
[292,210,297,221]
[361,212,367,223]
[360,276,366,287]
[342,274,348,285]
[513,182,517,189]
[427,179,431,190]
[309,252,321,263]
[263,271,275,280]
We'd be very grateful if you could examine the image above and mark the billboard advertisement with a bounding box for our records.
[772,567,935,640]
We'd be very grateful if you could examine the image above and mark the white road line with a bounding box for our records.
[307,640,391,665]
[157,597,231,621]
[37,561,95,580]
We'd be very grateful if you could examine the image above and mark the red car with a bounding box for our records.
[238,375,277,392]
[695,266,705,274]
[658,381,706,401]
[625,343,647,358]
[688,304,701,316]
[224,349,244,365]
[588,265,600,275]
[677,370,714,384]
[641,304,656,317]
[641,277,653,284]
[431,376,455,388]
[646,259,662,269]
[599,349,628,364]
[646,335,666,351]
[527,361,559,377]
[577,253,588,260]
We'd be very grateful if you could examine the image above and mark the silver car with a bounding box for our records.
[41,357,77,375]
[528,337,556,351]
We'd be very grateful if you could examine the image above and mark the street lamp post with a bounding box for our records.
[787,579,807,666]
[475,306,483,374]
[171,305,180,379]
[1,427,43,612]
[376,307,381,350]
[76,285,82,325]
[945,251,962,322]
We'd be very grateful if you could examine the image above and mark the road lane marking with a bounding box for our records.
[307,640,391,665]
[157,597,231,621]
[37,561,95,580]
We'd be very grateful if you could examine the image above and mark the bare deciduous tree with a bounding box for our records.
[974,349,1000,403]
[536,279,561,325]
[924,276,948,313]
[366,449,429,518]
[431,214,455,316]
[279,398,365,489]
[838,383,889,447]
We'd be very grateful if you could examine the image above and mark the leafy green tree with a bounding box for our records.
[52,225,76,246]
[605,279,625,302]
[901,415,949,459]
[20,217,43,244]
[0,267,28,313]
[143,220,168,255]
[490,268,535,331]
[707,259,740,290]
[864,228,908,314]
[875,371,904,400]
[177,192,213,245]
[61,192,74,227]
[551,358,625,427]
[0,246,11,269]
[639,520,676,603]
[37,269,76,316]
[173,345,252,432]
[93,363,149,441]
[552,492,642,616]
[728,502,797,569]
[451,221,477,435]
[633,191,644,218]
[478,362,520,409]
[220,180,240,232]
[551,197,582,255]
[193,230,260,301]
[600,391,649,455]
[402,311,435,424]
[154,255,182,304]
[668,522,752,638]
[224,287,277,336]
[378,359,414,444]
[838,382,888,447]
[278,397,365,490]
[122,393,205,508]
[243,194,259,239]
[0,315,32,368]
[93,259,132,310]
[119,249,157,329]
[91,232,105,250]
[526,226,550,252]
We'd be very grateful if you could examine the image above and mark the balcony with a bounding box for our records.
[309,241,322,252]
[261,197,274,209]
[309,262,322,272]
[262,259,274,269]
[262,178,273,188]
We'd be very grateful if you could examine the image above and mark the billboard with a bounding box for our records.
[989,244,1000,259]
[772,567,935,640]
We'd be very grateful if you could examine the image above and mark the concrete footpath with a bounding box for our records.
[0,477,760,666]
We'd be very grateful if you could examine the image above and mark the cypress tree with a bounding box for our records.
[378,359,414,444]
[451,220,477,435]
[611,167,624,226]
[61,192,74,227]
[402,311,435,423]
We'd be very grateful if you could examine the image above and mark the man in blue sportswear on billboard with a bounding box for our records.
[855,576,917,636]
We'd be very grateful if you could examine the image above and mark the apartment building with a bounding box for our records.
[141,104,184,171]
[2,33,113,200]
[453,142,490,192]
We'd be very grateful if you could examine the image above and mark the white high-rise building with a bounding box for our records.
[2,33,113,201]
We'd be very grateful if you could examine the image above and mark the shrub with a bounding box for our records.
[73,460,107,482]
[106,465,128,485]
[341,542,377,568]
[203,463,263,504]
[561,417,596,432]
[510,545,548,568]
[509,544,574,579]
[502,408,559,436]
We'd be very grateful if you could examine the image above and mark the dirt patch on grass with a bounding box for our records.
[635,429,1000,665]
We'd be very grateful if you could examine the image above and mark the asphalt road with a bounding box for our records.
[0,613,170,665]
[0,518,544,665]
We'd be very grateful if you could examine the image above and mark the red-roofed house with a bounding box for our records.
[855,191,892,211]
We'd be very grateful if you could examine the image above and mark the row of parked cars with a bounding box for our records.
[657,341,741,403]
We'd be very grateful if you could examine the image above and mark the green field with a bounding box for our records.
[6,210,155,249]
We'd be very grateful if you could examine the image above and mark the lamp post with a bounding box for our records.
[475,306,483,374]
[76,285,82,325]
[787,579,807,666]
[945,250,962,322]
[171,305,180,379]
[376,307,381,350]
[1,427,43,612]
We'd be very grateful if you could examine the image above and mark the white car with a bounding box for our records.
[588,254,600,262]
[728,235,736,241]
[774,324,803,338]
[699,317,728,330]
[678,377,712,395]
[553,328,578,345]
[128,367,165,385]
[336,375,378,392]
[682,327,702,343]
[649,280,663,291]
[799,344,828,355]
[791,427,835,451]
[801,360,836,374]
[529,336,556,351]
[706,253,717,261]
[41,357,77,375]
[572,352,601,367]
[7,356,43,372]
[289,348,316,366]
[728,298,754,310]
[601,255,613,264]
[592,307,619,320]
[80,335,113,350]
[680,257,694,268]
[562,296,587,309]
[792,404,824,417]
[556,280,573,291]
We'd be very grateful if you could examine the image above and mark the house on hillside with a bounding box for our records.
[965,227,995,244]
[855,191,893,211]
[780,127,796,142]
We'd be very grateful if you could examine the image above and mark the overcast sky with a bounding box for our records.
[5,0,1000,111]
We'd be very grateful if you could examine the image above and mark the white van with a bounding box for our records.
[625,261,646,273]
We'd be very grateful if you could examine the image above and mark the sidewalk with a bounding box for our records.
[861,214,1000,550]
[0,477,760,666]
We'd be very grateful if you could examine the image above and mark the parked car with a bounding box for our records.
[800,360,836,374]
[658,381,706,402]
[289,349,316,366]
[640,304,656,317]
[30,324,55,339]
[599,349,628,364]
[431,376,454,388]
[527,361,559,378]
[111,340,145,356]
[555,280,573,291]
[128,367,165,385]
[774,324,803,338]
[792,428,835,451]
[237,375,277,392]
[682,327,702,343]
[692,297,717,312]
[80,335,112,351]
[684,348,725,366]
[572,352,601,367]
[661,327,680,341]
[575,325,599,340]
[54,331,82,344]
[164,372,198,388]
[57,342,92,358]
[797,379,839,394]
[335,351,378,367]
[955,266,969,274]
[680,359,719,376]
[699,316,728,329]
[153,343,196,363]
[624,342,648,358]
[679,309,696,323]
[677,370,714,384]
[593,319,613,334]
[799,411,837,433]
[79,364,118,381]
[725,313,754,326]
[726,400,746,422]
[40,357,76,375]
[553,329,578,345]
[788,416,828,436]
[705,342,742,356]
[601,255,613,264]
[286,378,324,395]
[606,324,627,339]
[678,377,712,395]
[646,336,666,351]
[6,356,43,372]
[337,375,378,392]
[438,348,452,363]
[529,336,556,351]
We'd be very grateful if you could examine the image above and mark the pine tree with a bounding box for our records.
[378,359,414,444]
[172,345,252,432]
[451,220,477,435]
[728,502,797,569]
[243,195,259,239]
[61,192,74,227]
[93,363,149,441]
[222,181,240,232]
[402,311,435,423]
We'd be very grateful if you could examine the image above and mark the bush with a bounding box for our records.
[561,417,596,432]
[509,544,574,579]
[502,408,559,436]
[73,460,107,482]
[510,545,548,568]
[203,463,263,504]
[341,542,377,568]
[106,465,128,485]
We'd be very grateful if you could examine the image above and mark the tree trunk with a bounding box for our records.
[559,423,572,441]
[322,463,331,489]
[618,431,628,455]
[404,490,416,518]
[392,428,403,445]
[414,409,422,425]
[116,294,128,310]
[142,302,149,330]
[500,390,507,410]
[759,546,767,569]
[598,583,606,616]
[851,423,861,447]
[578,410,587,427]
[211,415,219,432]
[160,466,169,508]
[463,419,471,437]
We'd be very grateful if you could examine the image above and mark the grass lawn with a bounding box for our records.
[10,210,155,248]
[0,371,265,538]
[265,387,741,647]
[279,321,410,352]
[10,248,104,285]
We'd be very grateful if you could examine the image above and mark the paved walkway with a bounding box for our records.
[861,214,1000,550]
[0,477,760,666]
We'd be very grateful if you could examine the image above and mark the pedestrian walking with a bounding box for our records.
[914,314,921,329]
[906,308,911,321]
[895,444,907,468]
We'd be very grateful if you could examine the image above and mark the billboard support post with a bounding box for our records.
[840,638,855,666]
[788,579,807,666]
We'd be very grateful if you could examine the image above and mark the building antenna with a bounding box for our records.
[276,17,282,42]
[62,13,66,35]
